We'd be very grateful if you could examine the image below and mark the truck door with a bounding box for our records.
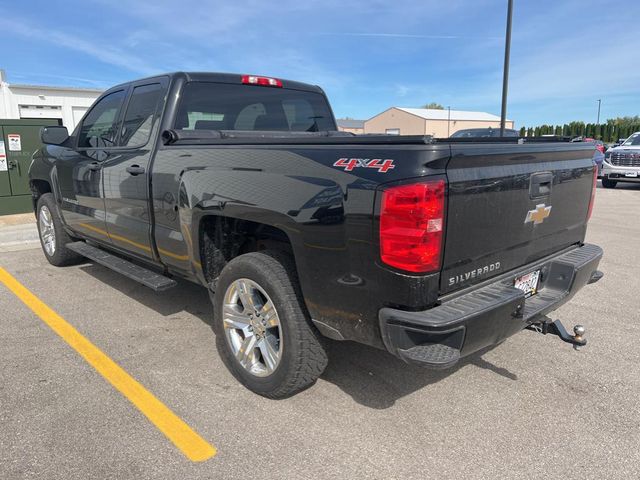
[57,89,127,244]
[101,79,167,262]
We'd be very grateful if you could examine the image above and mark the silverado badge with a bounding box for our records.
[525,204,552,225]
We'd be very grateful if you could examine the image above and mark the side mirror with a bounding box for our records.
[40,126,69,145]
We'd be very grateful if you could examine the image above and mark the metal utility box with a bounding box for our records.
[0,119,60,215]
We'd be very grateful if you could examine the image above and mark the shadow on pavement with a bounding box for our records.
[79,263,213,326]
[80,262,518,409]
[320,339,516,409]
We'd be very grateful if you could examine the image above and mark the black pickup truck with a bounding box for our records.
[29,72,603,398]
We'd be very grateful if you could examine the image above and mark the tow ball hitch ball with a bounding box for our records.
[526,317,587,350]
[572,325,586,348]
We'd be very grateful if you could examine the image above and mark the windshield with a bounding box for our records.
[622,132,640,146]
[174,82,336,132]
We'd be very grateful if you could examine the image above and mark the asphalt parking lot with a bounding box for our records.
[1,182,639,480]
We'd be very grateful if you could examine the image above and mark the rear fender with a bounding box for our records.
[170,166,351,310]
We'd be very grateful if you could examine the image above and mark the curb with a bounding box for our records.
[0,223,40,252]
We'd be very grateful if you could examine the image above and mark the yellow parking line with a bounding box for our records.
[0,266,216,462]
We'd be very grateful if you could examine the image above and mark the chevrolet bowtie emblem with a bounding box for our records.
[525,204,552,225]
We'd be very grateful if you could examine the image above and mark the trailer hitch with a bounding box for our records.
[526,316,586,350]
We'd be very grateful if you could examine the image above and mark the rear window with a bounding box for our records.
[174,82,335,132]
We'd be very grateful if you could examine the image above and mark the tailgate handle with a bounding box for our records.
[530,172,553,198]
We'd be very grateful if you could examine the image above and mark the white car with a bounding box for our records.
[602,132,640,188]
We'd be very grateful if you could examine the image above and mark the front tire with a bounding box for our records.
[36,193,84,266]
[601,178,617,189]
[212,251,328,398]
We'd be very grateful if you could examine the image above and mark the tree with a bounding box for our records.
[515,120,640,142]
[567,121,584,137]
[604,124,612,142]
[421,102,444,110]
[585,123,595,138]
[594,124,602,140]
[606,116,640,126]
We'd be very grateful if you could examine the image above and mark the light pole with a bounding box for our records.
[596,99,601,125]
[447,106,451,137]
[500,0,514,136]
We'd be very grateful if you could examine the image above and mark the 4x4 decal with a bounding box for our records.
[333,158,396,173]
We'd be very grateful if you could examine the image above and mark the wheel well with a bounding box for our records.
[200,216,294,286]
[30,180,52,211]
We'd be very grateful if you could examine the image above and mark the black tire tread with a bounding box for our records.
[258,251,328,398]
[213,250,328,399]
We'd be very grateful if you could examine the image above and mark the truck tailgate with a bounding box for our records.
[441,143,596,294]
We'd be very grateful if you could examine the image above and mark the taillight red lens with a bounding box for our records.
[380,179,446,273]
[241,75,283,87]
[587,166,597,221]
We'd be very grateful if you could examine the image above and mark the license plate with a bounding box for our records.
[625,171,638,177]
[514,270,541,298]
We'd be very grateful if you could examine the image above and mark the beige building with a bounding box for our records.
[336,118,365,134]
[364,107,514,137]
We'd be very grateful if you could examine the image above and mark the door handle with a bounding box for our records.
[126,165,146,176]
[88,162,102,171]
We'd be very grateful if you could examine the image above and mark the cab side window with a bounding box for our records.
[119,83,164,147]
[78,90,126,148]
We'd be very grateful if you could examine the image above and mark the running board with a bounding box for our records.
[66,241,177,291]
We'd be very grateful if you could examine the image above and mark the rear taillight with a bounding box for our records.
[379,179,446,273]
[241,75,283,87]
[587,166,597,221]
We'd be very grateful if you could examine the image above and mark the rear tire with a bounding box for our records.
[212,250,328,398]
[601,178,617,189]
[36,193,84,267]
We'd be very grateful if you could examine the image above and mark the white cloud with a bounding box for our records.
[10,72,108,88]
[0,18,159,75]
[395,85,410,97]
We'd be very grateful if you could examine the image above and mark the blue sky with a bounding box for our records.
[1,0,638,127]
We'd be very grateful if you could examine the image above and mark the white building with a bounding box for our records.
[0,69,102,131]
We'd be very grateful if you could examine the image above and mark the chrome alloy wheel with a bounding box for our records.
[222,278,283,377]
[39,205,56,256]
